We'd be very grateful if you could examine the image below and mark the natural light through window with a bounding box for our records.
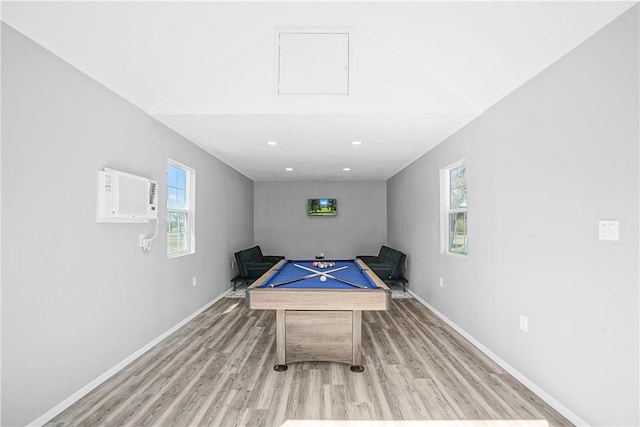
[440,160,468,256]
[167,160,195,257]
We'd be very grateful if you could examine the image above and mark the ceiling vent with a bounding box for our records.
[277,29,351,95]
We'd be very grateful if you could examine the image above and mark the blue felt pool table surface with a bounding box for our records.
[256,260,380,289]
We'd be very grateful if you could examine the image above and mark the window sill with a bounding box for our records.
[167,251,195,259]
[441,251,467,258]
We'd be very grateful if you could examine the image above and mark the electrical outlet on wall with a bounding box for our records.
[439,277,444,288]
[520,315,528,333]
[192,276,197,287]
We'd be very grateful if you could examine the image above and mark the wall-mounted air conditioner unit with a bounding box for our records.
[97,168,158,223]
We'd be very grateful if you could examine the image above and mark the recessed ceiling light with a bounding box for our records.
[267,141,278,146]
[343,167,351,171]
[351,141,362,145]
[285,167,293,171]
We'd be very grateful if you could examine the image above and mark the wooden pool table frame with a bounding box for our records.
[245,259,391,372]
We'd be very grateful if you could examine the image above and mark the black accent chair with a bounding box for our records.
[357,245,408,291]
[232,246,284,290]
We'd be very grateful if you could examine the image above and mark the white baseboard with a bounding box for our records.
[28,291,230,427]
[408,290,589,427]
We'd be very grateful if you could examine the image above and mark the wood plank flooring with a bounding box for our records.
[46,297,573,427]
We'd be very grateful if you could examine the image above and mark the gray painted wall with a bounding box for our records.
[387,7,639,426]
[255,181,387,259]
[1,24,254,426]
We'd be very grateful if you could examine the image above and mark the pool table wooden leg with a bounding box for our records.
[274,309,288,371]
[350,310,364,372]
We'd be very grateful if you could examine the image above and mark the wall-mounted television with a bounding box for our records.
[308,198,337,216]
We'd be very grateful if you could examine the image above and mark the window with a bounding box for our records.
[167,160,195,257]
[440,160,468,255]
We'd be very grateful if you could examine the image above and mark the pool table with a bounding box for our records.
[245,259,390,372]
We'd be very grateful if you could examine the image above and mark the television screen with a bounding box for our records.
[308,198,337,216]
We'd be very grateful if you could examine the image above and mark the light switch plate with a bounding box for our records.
[599,220,619,241]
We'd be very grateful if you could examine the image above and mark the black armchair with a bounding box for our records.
[232,246,284,289]
[357,245,406,281]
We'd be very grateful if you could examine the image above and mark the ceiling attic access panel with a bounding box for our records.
[277,30,351,95]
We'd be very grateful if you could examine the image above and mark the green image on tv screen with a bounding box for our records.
[308,198,337,216]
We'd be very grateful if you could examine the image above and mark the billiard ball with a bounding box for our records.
[320,275,327,282]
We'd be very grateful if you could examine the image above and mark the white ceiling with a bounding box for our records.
[2,1,635,181]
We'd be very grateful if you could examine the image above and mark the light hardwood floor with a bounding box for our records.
[46,296,573,427]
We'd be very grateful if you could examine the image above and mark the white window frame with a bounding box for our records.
[166,159,195,258]
[439,159,468,256]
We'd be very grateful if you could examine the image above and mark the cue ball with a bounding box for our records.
[320,275,327,282]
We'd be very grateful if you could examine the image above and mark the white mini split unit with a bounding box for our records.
[97,168,158,223]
